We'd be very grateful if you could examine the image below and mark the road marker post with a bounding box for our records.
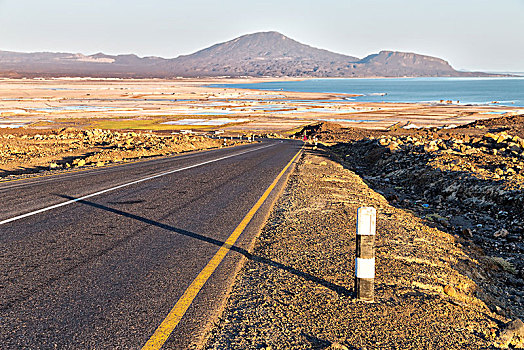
[355,207,376,302]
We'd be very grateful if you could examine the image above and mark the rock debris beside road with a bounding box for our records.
[204,147,519,349]
[327,117,524,324]
[0,127,239,178]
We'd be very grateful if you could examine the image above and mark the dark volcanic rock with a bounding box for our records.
[322,117,524,320]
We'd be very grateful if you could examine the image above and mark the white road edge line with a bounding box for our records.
[0,143,274,226]
[0,143,257,191]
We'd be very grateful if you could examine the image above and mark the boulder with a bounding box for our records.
[494,319,524,348]
[443,285,457,297]
[424,141,439,153]
[494,228,510,238]
[386,142,400,152]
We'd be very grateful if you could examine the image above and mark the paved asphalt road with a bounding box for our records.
[0,139,302,349]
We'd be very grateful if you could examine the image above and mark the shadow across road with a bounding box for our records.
[59,194,352,297]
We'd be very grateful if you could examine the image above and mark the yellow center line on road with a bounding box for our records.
[142,145,303,350]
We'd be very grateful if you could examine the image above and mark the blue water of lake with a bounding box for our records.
[211,77,524,107]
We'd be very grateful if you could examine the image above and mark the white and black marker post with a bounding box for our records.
[355,207,376,302]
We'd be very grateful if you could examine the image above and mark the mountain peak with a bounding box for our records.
[172,31,360,76]
[227,31,291,47]
[239,31,287,38]
[0,32,495,78]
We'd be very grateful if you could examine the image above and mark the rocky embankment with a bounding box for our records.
[205,149,523,349]
[0,128,237,178]
[326,124,524,325]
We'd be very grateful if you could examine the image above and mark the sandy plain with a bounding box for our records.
[0,78,522,134]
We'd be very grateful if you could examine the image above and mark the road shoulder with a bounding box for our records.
[203,147,508,349]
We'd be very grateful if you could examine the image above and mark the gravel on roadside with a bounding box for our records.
[203,147,517,349]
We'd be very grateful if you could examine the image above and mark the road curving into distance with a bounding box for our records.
[0,139,303,349]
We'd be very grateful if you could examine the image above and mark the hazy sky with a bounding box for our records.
[0,0,523,71]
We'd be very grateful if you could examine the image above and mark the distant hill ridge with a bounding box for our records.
[0,31,497,78]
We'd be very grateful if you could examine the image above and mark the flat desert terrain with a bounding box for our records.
[1,78,521,134]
